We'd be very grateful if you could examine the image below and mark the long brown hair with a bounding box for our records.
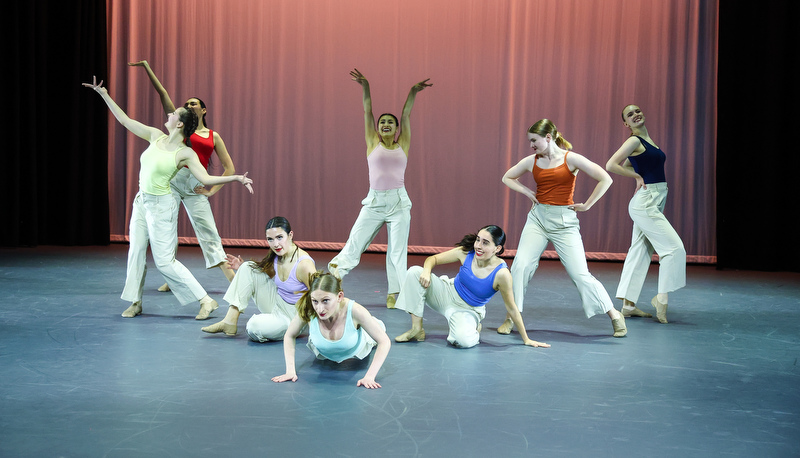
[296,271,343,322]
[251,216,296,278]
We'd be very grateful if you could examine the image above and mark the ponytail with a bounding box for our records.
[528,119,572,151]
[178,108,199,148]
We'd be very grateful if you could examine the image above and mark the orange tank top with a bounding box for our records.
[533,152,576,205]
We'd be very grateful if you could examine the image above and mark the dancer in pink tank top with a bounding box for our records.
[328,68,432,308]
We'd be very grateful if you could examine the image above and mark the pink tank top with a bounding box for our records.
[367,143,407,190]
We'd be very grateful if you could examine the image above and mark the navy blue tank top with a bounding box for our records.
[628,136,666,184]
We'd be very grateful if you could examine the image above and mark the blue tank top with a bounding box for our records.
[307,300,365,363]
[453,251,506,307]
[628,136,666,184]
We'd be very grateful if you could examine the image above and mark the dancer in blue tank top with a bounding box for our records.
[394,225,550,349]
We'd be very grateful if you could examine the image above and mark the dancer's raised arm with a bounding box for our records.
[82,76,161,142]
[350,68,379,152]
[397,78,432,153]
[128,60,176,114]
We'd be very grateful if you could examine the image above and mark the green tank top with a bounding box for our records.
[139,135,183,195]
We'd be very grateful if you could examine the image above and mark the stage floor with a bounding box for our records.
[1,244,798,457]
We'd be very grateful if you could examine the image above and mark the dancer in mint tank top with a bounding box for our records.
[273,272,390,389]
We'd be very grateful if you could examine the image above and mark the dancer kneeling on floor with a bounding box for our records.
[394,225,549,349]
[83,77,253,320]
[202,217,315,341]
[272,272,391,389]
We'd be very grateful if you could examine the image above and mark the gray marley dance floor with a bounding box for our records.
[0,245,798,457]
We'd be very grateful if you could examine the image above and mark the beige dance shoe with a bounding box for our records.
[622,306,653,318]
[157,283,170,292]
[201,320,237,336]
[651,296,669,323]
[121,301,142,318]
[612,314,627,337]
[386,294,397,309]
[497,317,514,335]
[195,299,219,320]
[395,328,426,342]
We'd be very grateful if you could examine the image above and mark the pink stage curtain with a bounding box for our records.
[106,0,717,262]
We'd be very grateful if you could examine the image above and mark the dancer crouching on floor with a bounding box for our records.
[202,217,316,341]
[394,225,549,349]
[272,272,391,389]
[83,76,253,319]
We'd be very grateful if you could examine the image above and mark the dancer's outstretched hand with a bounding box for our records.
[82,75,106,94]
[272,373,298,383]
[240,172,254,194]
[411,78,432,92]
[357,377,382,389]
[226,254,244,270]
[350,68,368,85]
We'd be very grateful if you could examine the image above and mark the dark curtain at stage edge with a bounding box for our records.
[716,3,800,272]
[4,2,110,247]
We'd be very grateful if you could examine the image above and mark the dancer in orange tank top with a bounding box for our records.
[500,119,627,338]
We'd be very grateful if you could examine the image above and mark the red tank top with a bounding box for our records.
[189,130,215,169]
[533,152,576,205]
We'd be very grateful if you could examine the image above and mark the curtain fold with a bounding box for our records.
[106,0,717,260]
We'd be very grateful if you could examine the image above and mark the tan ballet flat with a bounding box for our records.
[395,328,426,342]
[386,294,397,309]
[196,299,218,320]
[612,314,627,337]
[622,306,652,318]
[201,321,237,336]
[651,296,668,323]
[157,283,170,292]
[497,318,513,335]
[121,301,142,318]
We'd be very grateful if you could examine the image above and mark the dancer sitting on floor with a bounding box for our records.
[499,119,626,337]
[83,76,253,319]
[328,68,431,309]
[202,216,316,341]
[272,271,391,389]
[129,60,239,290]
[605,104,686,323]
[394,225,549,349]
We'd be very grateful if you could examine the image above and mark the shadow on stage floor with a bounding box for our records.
[0,245,798,457]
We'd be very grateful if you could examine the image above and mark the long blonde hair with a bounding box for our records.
[528,119,573,151]
[296,271,343,322]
